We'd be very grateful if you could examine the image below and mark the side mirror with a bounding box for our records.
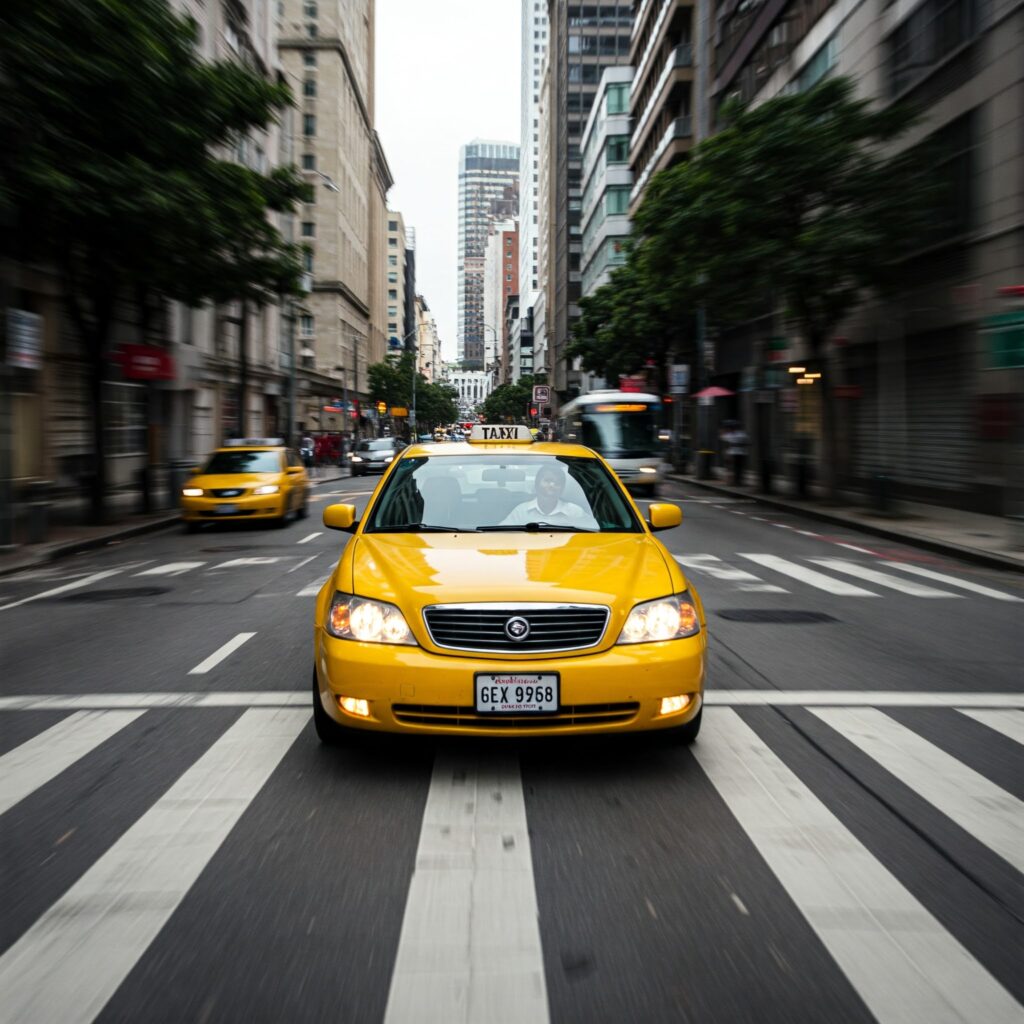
[323,503,359,532]
[647,503,682,532]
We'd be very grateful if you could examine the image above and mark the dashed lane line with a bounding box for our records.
[296,532,322,544]
[187,632,257,675]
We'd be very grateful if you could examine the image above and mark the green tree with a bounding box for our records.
[479,376,537,423]
[0,0,308,522]
[632,77,934,496]
[367,353,458,433]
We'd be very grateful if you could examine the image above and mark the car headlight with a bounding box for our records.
[639,466,657,474]
[253,484,280,495]
[617,592,700,644]
[384,455,394,463]
[182,487,203,497]
[351,455,363,462]
[326,594,416,645]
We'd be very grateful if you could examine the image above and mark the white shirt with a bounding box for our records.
[500,497,597,527]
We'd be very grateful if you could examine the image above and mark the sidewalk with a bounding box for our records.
[2,468,1021,579]
[669,470,1024,573]
[0,470,352,579]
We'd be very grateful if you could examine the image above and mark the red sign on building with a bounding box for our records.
[118,345,176,381]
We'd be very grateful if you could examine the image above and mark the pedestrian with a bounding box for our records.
[721,420,749,486]
[300,433,315,476]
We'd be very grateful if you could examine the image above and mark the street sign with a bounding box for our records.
[7,309,42,370]
[390,406,408,416]
[669,364,689,394]
[532,385,550,405]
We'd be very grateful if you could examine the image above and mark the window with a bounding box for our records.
[303,114,316,136]
[388,306,398,316]
[606,186,630,215]
[303,51,316,67]
[388,219,398,230]
[887,0,974,96]
[388,323,398,332]
[388,237,397,247]
[302,249,313,272]
[103,382,146,456]
[606,82,629,114]
[388,255,398,266]
[388,289,398,300]
[388,272,398,283]
[301,153,315,170]
[301,221,315,237]
[606,135,629,163]
[306,23,317,37]
[303,1,318,16]
[303,78,316,97]
[300,315,314,337]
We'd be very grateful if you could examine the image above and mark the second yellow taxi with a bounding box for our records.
[312,424,706,742]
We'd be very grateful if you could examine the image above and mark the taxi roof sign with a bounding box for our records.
[468,424,534,443]
[223,437,285,447]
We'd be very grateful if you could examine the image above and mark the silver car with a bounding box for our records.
[349,437,406,476]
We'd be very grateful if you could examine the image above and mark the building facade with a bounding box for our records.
[414,294,440,383]
[483,221,520,382]
[545,1,633,398]
[457,140,520,370]
[447,369,493,418]
[384,210,409,349]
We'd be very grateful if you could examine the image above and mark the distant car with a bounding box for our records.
[349,437,406,476]
[180,438,309,531]
[312,424,706,743]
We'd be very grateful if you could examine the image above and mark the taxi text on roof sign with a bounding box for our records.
[468,424,534,443]
[223,437,285,447]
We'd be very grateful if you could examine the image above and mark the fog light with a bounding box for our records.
[659,694,692,716]
[338,696,371,718]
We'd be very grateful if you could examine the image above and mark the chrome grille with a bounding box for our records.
[211,488,245,497]
[422,603,609,653]
[393,702,639,730]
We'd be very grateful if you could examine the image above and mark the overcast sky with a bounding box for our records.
[375,0,521,364]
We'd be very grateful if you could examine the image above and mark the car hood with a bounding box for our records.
[189,473,282,489]
[344,532,675,616]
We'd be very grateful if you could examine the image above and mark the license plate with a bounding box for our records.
[475,674,559,714]
[214,504,238,514]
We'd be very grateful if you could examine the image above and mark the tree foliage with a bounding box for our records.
[478,376,538,423]
[367,352,458,431]
[0,0,308,520]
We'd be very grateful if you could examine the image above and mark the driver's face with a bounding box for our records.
[536,471,563,496]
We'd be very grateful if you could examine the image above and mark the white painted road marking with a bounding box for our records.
[287,553,320,573]
[0,710,145,815]
[1,691,1022,711]
[297,532,322,544]
[133,562,205,577]
[696,709,1022,1024]
[0,570,122,612]
[675,554,787,593]
[957,709,1024,746]
[187,632,256,675]
[812,707,1024,872]
[835,542,874,554]
[0,708,307,1024]
[808,558,960,597]
[214,557,283,568]
[296,581,323,597]
[880,563,1023,602]
[384,754,549,1024]
[739,554,878,596]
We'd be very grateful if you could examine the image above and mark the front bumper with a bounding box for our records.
[315,632,705,737]
[181,493,287,522]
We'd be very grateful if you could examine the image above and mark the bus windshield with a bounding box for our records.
[580,409,658,458]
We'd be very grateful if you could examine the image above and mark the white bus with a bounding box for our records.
[554,391,665,496]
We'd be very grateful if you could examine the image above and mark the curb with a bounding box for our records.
[669,476,1024,575]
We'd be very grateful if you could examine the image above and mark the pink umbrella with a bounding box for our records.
[692,386,734,398]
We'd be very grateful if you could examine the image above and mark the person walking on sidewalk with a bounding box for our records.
[721,420,749,486]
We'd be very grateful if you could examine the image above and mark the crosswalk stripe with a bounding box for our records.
[880,563,1023,602]
[133,562,205,577]
[811,708,1024,872]
[0,710,145,815]
[214,557,283,568]
[0,708,307,1024]
[695,709,1022,1024]
[808,558,960,597]
[675,555,788,592]
[384,754,548,1024]
[188,632,256,675]
[0,570,122,612]
[296,581,322,597]
[739,554,878,595]
[956,709,1024,745]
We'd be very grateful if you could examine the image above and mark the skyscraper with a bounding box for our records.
[457,140,520,370]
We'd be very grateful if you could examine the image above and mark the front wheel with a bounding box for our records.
[312,668,346,745]
[669,707,702,745]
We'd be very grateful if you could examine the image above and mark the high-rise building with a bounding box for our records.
[457,140,520,370]
[280,0,391,435]
[484,222,520,382]
[546,2,633,397]
[519,1,549,352]
[385,211,409,349]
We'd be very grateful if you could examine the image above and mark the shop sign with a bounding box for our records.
[390,406,408,417]
[7,309,43,370]
[119,344,176,380]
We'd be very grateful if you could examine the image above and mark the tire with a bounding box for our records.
[183,520,199,534]
[669,707,702,745]
[312,668,346,745]
[297,491,309,519]
[272,510,288,529]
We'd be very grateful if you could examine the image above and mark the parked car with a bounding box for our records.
[349,437,406,476]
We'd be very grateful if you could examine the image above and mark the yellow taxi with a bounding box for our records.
[180,438,309,531]
[312,424,706,742]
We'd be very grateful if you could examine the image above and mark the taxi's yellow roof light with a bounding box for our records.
[647,503,682,531]
[659,694,693,717]
[468,424,534,443]
[338,696,371,718]
[323,503,358,532]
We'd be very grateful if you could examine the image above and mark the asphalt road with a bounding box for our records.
[1,473,1021,1024]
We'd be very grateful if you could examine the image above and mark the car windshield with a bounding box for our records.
[202,450,281,474]
[358,439,396,452]
[580,410,658,458]
[365,455,642,533]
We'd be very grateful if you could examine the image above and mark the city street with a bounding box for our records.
[1,475,1022,1024]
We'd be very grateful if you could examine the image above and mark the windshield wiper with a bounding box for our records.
[478,522,597,533]
[374,523,465,533]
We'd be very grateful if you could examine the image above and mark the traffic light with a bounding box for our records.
[376,401,386,414]
[530,406,538,417]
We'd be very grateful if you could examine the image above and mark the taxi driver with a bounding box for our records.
[500,463,596,527]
